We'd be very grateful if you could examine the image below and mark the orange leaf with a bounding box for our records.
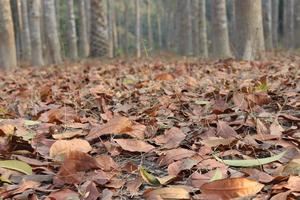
[86,116,132,140]
[144,187,190,200]
[114,139,155,152]
[200,178,264,200]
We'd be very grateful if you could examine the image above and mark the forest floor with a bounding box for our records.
[0,54,299,200]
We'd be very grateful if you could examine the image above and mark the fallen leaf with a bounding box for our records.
[158,148,196,166]
[139,166,160,186]
[39,107,80,124]
[216,121,238,138]
[86,116,132,140]
[153,127,186,149]
[284,176,300,191]
[0,160,32,175]
[210,168,223,182]
[49,138,92,161]
[144,187,190,200]
[95,155,119,171]
[0,124,14,136]
[154,73,174,81]
[126,176,143,196]
[56,151,100,184]
[281,159,300,176]
[114,139,155,153]
[0,180,40,199]
[48,189,80,200]
[52,129,86,139]
[213,151,286,167]
[201,137,236,148]
[168,156,201,176]
[200,178,264,199]
[270,119,284,136]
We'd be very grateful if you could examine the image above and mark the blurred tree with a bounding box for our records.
[0,0,17,69]
[198,0,208,58]
[262,0,273,50]
[78,0,89,57]
[283,0,294,49]
[66,0,78,59]
[135,0,141,58]
[235,0,265,60]
[211,0,231,58]
[20,0,32,63]
[29,0,44,66]
[147,0,153,50]
[294,1,300,48]
[272,0,279,48]
[43,0,62,64]
[90,0,108,57]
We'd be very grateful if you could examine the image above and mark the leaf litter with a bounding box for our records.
[0,56,299,199]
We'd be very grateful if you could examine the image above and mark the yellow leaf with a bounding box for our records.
[0,160,32,175]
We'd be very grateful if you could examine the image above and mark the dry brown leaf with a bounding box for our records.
[39,107,80,124]
[0,180,40,199]
[86,116,132,140]
[49,139,92,161]
[256,119,270,135]
[216,121,238,138]
[201,137,236,148]
[270,119,284,136]
[114,139,155,152]
[154,73,174,81]
[153,127,186,149]
[0,124,14,136]
[125,124,146,139]
[284,176,300,191]
[168,156,201,176]
[52,129,86,139]
[158,148,196,166]
[200,178,264,200]
[56,151,100,184]
[144,187,190,200]
[48,189,80,200]
[95,155,119,171]
[126,176,143,196]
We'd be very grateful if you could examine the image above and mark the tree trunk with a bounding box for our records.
[198,0,208,58]
[124,0,129,56]
[43,0,62,64]
[192,0,200,56]
[294,1,300,48]
[107,0,114,58]
[262,0,273,50]
[147,0,153,50]
[85,0,91,43]
[66,0,78,59]
[29,0,44,66]
[78,0,89,57]
[283,0,294,49]
[0,0,17,69]
[157,0,163,49]
[11,0,22,62]
[90,0,108,57]
[187,0,193,56]
[234,0,265,60]
[20,0,32,63]
[211,0,231,58]
[135,0,141,58]
[271,0,279,48]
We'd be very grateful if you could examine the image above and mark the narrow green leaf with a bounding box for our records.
[139,166,161,186]
[24,120,41,126]
[210,168,223,182]
[213,151,286,167]
[0,160,32,175]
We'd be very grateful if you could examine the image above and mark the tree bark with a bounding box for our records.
[124,0,129,56]
[211,0,231,58]
[294,1,300,48]
[262,0,273,50]
[43,0,62,64]
[78,0,89,57]
[187,0,193,56]
[157,0,163,49]
[66,0,78,59]
[147,0,153,50]
[271,0,279,48]
[28,0,44,66]
[283,0,294,49]
[90,0,108,57]
[135,0,141,58]
[234,0,265,60]
[198,0,208,58]
[0,0,17,69]
[108,0,114,58]
[20,0,32,63]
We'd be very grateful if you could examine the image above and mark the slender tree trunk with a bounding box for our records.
[78,0,89,57]
[294,1,300,48]
[108,0,114,58]
[0,0,17,69]
[198,0,208,58]
[135,0,141,58]
[90,0,108,57]
[147,0,153,50]
[66,0,78,59]
[283,0,294,49]
[211,0,231,58]
[112,3,118,52]
[43,0,62,64]
[55,0,60,31]
[11,0,22,62]
[262,0,273,50]
[124,0,129,56]
[157,0,163,50]
[272,0,279,48]
[186,0,193,56]
[235,0,265,60]
[85,0,91,43]
[20,0,32,63]
[29,0,44,66]
[192,0,200,56]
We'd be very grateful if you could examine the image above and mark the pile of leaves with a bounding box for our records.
[0,55,299,199]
